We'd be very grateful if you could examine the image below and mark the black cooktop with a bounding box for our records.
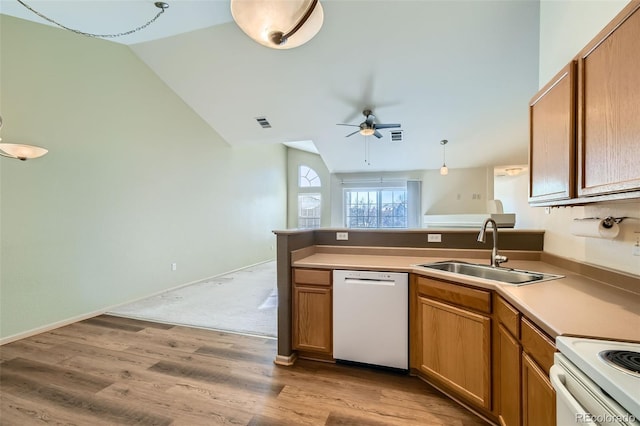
[599,350,640,376]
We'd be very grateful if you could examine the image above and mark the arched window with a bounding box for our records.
[298,165,321,228]
[299,165,321,187]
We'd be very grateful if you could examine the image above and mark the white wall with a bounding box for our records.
[422,167,495,215]
[0,16,287,339]
[494,171,537,229]
[521,0,639,275]
[538,0,630,85]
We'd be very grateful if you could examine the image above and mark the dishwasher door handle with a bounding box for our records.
[343,278,395,286]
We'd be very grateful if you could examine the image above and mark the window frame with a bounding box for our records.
[343,187,408,229]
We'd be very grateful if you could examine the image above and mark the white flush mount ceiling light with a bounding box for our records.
[440,139,449,175]
[0,115,48,161]
[505,167,524,176]
[230,0,324,49]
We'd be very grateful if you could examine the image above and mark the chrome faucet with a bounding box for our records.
[477,218,508,267]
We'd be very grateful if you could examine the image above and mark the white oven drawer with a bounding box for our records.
[551,354,638,426]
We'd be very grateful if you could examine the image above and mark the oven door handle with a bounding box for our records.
[550,365,598,426]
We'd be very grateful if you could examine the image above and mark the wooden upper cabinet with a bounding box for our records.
[577,2,640,197]
[529,61,576,203]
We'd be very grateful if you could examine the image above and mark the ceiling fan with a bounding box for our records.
[337,109,401,138]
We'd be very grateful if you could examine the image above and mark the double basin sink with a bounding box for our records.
[417,260,563,286]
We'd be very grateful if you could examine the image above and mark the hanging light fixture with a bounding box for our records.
[440,139,449,175]
[0,115,49,161]
[230,0,324,49]
[16,1,169,39]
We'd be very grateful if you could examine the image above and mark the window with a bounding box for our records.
[299,165,321,187]
[345,188,407,228]
[298,165,321,229]
[298,194,321,229]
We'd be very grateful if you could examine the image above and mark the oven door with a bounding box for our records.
[551,354,638,426]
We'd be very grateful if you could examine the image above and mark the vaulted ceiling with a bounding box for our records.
[1,0,540,173]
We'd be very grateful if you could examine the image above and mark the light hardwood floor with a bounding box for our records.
[0,315,489,425]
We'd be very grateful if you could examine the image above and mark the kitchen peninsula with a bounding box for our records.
[273,228,640,424]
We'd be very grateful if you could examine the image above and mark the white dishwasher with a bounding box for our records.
[333,270,408,371]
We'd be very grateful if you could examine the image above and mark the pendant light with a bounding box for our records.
[0,115,49,161]
[230,0,324,49]
[440,139,449,175]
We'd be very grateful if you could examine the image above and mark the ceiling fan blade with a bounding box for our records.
[375,123,401,129]
[374,130,383,139]
[336,123,360,127]
[345,130,361,137]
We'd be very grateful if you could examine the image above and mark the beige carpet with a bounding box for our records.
[109,261,277,337]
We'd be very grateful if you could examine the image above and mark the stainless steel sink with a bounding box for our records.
[417,261,563,285]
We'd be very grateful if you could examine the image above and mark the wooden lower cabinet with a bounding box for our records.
[522,352,555,426]
[497,324,522,426]
[493,296,556,426]
[417,294,492,410]
[292,268,332,357]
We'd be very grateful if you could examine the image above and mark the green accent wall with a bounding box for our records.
[0,15,286,339]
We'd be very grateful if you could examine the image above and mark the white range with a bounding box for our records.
[552,336,640,425]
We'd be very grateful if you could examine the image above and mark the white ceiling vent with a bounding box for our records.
[390,130,403,142]
[255,117,271,128]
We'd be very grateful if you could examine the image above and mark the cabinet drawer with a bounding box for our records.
[416,276,491,314]
[294,268,331,286]
[496,296,520,338]
[521,317,555,374]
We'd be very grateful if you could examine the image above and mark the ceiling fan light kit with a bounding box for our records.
[337,109,401,139]
[231,0,324,49]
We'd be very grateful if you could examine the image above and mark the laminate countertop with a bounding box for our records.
[292,251,640,343]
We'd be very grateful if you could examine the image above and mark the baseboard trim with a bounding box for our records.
[274,353,298,366]
[0,309,107,346]
[1,259,276,346]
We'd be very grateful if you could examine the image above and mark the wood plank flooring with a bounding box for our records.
[0,315,489,425]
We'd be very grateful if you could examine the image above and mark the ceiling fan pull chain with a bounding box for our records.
[15,0,169,39]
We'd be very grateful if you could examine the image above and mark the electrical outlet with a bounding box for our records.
[336,232,349,241]
[171,263,177,271]
[427,234,442,243]
[544,207,551,215]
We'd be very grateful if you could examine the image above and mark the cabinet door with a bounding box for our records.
[497,324,522,426]
[292,285,332,354]
[522,353,555,426]
[529,61,576,204]
[419,296,492,410]
[577,3,640,196]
